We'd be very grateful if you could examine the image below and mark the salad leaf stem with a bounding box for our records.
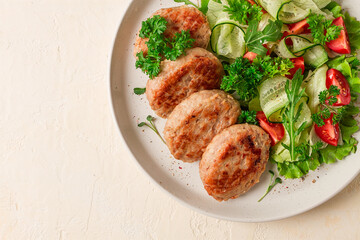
[138,115,166,144]
[258,170,282,202]
[281,70,307,161]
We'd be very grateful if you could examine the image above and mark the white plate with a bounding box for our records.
[110,0,360,222]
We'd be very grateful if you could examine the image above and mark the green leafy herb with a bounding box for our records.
[258,171,282,202]
[138,115,166,144]
[174,0,210,14]
[320,104,359,164]
[253,56,294,79]
[311,85,344,127]
[139,15,167,38]
[281,70,308,161]
[164,31,195,61]
[136,51,162,79]
[135,16,195,79]
[221,56,293,102]
[134,88,146,95]
[245,20,283,56]
[224,0,263,25]
[344,12,360,51]
[238,110,258,125]
[295,142,324,162]
[307,13,342,45]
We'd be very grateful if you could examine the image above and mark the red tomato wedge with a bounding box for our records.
[243,45,270,62]
[256,111,285,146]
[288,19,311,35]
[326,69,351,106]
[286,57,305,79]
[326,17,351,54]
[244,52,258,62]
[314,114,340,146]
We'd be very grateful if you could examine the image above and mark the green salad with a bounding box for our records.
[137,0,360,181]
[177,0,360,179]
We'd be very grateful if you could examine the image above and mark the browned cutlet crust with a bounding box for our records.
[134,5,211,57]
[164,90,241,163]
[200,124,271,201]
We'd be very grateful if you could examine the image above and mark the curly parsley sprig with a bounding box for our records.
[238,110,259,125]
[307,13,342,46]
[135,15,195,79]
[311,86,345,126]
[220,56,294,102]
[224,0,263,25]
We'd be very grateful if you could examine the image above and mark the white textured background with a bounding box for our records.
[1,0,360,239]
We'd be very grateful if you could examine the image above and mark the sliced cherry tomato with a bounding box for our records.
[286,57,305,79]
[326,17,351,54]
[244,45,270,62]
[288,19,311,35]
[326,68,351,106]
[256,111,285,146]
[314,114,340,146]
[244,52,258,62]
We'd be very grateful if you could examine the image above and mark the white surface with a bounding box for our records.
[110,0,360,222]
[1,0,360,239]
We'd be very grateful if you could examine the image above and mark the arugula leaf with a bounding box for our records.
[134,88,146,95]
[238,110,258,125]
[258,170,282,202]
[344,12,360,51]
[138,115,166,144]
[307,13,342,45]
[281,70,307,161]
[245,20,282,56]
[221,56,293,102]
[224,0,263,25]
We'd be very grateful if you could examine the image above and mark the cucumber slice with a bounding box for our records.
[305,64,328,113]
[303,45,329,68]
[207,0,225,28]
[257,0,291,20]
[259,76,289,122]
[275,35,317,58]
[312,0,331,9]
[207,0,246,59]
[210,22,246,59]
[278,2,310,24]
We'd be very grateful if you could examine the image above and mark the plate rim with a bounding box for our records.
[108,0,360,223]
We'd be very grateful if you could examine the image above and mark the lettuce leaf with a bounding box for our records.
[275,152,321,179]
[319,105,359,164]
[344,12,360,51]
[275,99,359,179]
[327,55,360,94]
